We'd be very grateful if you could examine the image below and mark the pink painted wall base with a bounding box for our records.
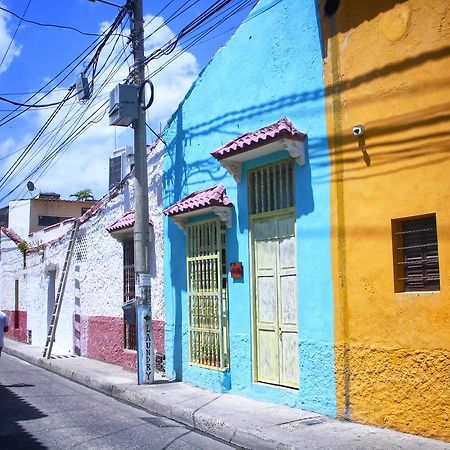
[76,315,165,372]
[4,310,28,343]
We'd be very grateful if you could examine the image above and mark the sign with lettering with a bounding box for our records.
[138,273,152,286]
[137,304,154,384]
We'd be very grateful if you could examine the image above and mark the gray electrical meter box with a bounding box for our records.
[76,74,90,101]
[109,84,138,127]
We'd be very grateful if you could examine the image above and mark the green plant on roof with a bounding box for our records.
[70,189,94,201]
[17,241,28,254]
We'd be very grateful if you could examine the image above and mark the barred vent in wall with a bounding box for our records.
[75,233,88,262]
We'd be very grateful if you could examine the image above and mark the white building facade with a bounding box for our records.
[0,143,164,371]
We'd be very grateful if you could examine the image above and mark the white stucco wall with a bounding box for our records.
[8,199,31,238]
[0,141,165,357]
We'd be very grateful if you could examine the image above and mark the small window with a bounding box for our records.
[38,216,68,227]
[392,215,440,292]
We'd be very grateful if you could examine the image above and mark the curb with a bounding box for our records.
[4,347,292,450]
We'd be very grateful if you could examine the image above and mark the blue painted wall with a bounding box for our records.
[162,0,336,416]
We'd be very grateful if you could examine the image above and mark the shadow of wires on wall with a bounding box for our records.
[162,26,450,379]
[0,383,47,449]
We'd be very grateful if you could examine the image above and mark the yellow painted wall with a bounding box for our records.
[321,0,450,441]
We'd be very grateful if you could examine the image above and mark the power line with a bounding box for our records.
[4,23,129,172]
[0,0,258,204]
[143,0,176,30]
[145,0,256,78]
[0,93,80,108]
[0,4,126,37]
[0,0,31,71]
[0,8,131,192]
[0,20,133,198]
[1,34,130,192]
[0,2,131,128]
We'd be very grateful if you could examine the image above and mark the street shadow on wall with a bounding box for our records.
[315,102,450,184]
[163,39,450,380]
[0,383,47,449]
[320,0,411,36]
[164,41,450,194]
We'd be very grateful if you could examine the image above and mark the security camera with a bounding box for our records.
[352,125,365,136]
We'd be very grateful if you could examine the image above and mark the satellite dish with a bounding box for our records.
[27,181,35,192]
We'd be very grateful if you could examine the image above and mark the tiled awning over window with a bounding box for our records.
[106,210,153,238]
[163,184,233,231]
[211,117,306,182]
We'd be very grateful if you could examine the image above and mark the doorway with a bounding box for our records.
[249,160,299,389]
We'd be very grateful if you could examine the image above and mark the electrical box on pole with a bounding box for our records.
[108,84,139,127]
[76,74,91,101]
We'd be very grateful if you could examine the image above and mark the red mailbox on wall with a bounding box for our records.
[230,262,243,279]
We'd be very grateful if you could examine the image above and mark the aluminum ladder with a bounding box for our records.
[43,220,80,359]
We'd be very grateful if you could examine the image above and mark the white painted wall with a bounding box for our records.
[8,199,31,238]
[0,141,165,356]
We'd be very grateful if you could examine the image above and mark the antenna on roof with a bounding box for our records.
[27,181,35,192]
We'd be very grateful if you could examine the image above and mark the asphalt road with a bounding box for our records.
[0,354,238,450]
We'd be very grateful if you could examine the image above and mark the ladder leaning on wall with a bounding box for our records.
[43,219,80,359]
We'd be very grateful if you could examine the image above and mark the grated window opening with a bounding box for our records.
[123,239,136,350]
[249,160,294,215]
[393,215,440,292]
[186,220,229,369]
[75,233,88,262]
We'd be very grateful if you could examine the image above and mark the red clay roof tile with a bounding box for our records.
[163,184,233,217]
[106,210,152,233]
[211,117,305,160]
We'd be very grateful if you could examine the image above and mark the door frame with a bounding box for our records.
[249,208,298,388]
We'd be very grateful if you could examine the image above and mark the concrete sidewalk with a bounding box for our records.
[3,338,447,450]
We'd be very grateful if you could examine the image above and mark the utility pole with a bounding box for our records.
[130,0,154,385]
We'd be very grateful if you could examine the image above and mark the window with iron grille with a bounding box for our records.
[186,219,229,369]
[249,160,294,215]
[392,215,440,292]
[123,239,136,350]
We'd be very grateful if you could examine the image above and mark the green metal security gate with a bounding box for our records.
[186,219,229,369]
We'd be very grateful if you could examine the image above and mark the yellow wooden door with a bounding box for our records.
[253,214,299,388]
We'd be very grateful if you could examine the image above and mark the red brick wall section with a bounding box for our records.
[3,310,27,343]
[82,315,165,372]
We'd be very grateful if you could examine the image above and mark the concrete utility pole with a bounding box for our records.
[130,0,154,385]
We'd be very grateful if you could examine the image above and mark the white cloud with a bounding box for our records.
[0,4,22,74]
[6,15,199,201]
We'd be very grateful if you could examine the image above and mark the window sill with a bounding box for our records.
[252,381,299,392]
[395,290,440,296]
[189,362,229,372]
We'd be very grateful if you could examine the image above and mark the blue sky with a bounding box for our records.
[0,0,255,206]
